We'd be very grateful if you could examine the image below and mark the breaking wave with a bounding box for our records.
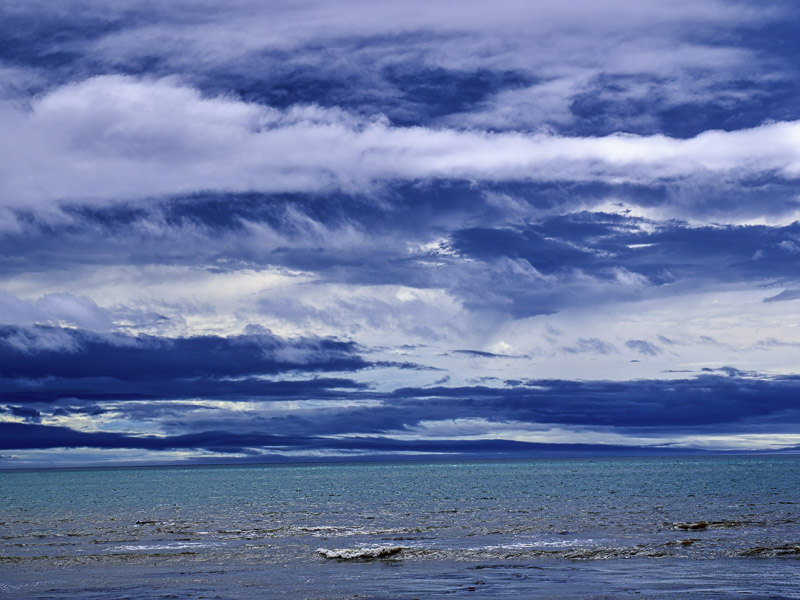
[316,545,405,560]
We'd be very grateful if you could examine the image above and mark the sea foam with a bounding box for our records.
[316,545,404,560]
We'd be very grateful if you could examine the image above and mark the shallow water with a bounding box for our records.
[1,456,799,598]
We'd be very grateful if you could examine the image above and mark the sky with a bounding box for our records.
[2,0,800,467]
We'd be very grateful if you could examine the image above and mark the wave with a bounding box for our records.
[316,545,404,560]
[111,542,209,552]
[296,525,429,537]
[670,519,752,530]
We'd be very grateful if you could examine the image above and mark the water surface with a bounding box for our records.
[1,456,798,598]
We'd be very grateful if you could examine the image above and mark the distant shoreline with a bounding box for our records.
[3,450,798,473]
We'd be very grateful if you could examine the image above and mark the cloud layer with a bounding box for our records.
[4,75,800,213]
[2,0,800,466]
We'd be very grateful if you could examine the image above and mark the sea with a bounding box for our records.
[1,455,798,599]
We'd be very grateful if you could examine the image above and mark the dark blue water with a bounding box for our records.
[1,456,799,599]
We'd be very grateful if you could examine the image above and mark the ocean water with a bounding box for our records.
[1,456,798,599]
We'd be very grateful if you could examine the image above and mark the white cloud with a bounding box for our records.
[1,325,82,354]
[3,75,800,211]
[340,416,800,451]
[443,41,761,132]
[444,74,593,130]
[1,264,315,338]
[0,292,112,329]
[368,417,800,451]
[72,0,765,79]
[18,0,766,140]
[477,286,800,381]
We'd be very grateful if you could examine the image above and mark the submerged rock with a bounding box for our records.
[673,521,708,530]
[672,519,750,531]
[739,545,800,558]
[665,538,700,546]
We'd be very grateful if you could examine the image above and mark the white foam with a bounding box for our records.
[479,538,598,551]
[297,525,413,537]
[316,545,404,559]
[111,542,207,552]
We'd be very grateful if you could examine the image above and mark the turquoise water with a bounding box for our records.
[1,456,799,599]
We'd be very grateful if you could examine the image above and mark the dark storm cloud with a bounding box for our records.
[4,199,800,323]
[0,422,308,452]
[451,214,800,284]
[0,186,471,279]
[379,375,800,431]
[437,213,800,315]
[6,194,799,280]
[451,227,589,274]
[3,373,799,456]
[51,404,107,417]
[1,376,367,405]
[0,325,369,381]
[62,374,800,436]
[1,405,42,423]
[1,180,791,280]
[0,325,374,423]
[0,421,705,458]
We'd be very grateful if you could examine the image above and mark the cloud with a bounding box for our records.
[0,292,112,329]
[3,75,800,213]
[0,325,84,354]
[3,0,800,466]
[5,405,42,423]
[383,375,800,432]
[4,373,800,457]
[3,0,776,136]
[626,339,661,356]
[0,422,308,452]
[5,0,761,76]
[452,349,521,359]
[562,337,618,355]
[441,215,800,315]
[0,421,713,458]
[2,376,366,406]
[0,325,369,380]
[763,289,800,303]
